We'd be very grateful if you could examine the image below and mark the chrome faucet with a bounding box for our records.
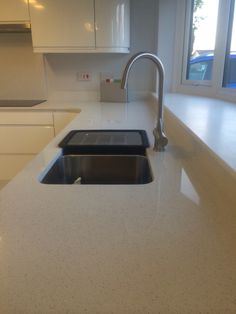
[121,52,168,151]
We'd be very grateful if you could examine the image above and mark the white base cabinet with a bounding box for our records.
[0,0,30,23]
[0,126,54,154]
[0,111,53,125]
[0,111,76,181]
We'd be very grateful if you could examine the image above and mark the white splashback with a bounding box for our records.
[0,33,47,100]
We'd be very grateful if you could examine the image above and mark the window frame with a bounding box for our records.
[172,0,236,102]
[223,0,236,87]
[182,0,213,87]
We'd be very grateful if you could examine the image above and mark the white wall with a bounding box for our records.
[157,0,177,93]
[44,0,158,100]
[0,33,47,100]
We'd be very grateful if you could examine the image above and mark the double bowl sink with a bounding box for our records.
[40,130,153,185]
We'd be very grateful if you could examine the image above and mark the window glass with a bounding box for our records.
[223,0,236,88]
[188,59,213,80]
[186,0,219,81]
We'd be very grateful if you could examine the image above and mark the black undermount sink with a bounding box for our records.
[40,130,153,185]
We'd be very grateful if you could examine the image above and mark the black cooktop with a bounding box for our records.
[0,100,46,107]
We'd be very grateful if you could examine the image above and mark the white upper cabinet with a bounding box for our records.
[29,0,130,53]
[29,0,95,52]
[0,0,30,23]
[95,0,130,52]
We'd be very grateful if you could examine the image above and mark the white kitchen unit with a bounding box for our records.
[29,0,95,52]
[0,111,52,125]
[0,125,54,154]
[0,0,29,23]
[0,112,54,181]
[95,0,130,52]
[29,0,130,53]
[0,110,76,181]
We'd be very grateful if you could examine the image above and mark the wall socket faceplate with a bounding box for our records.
[77,72,91,81]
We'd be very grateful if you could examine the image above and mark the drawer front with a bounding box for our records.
[0,112,53,125]
[0,0,30,22]
[0,126,54,153]
[0,154,34,180]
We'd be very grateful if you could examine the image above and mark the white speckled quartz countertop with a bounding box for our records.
[0,97,236,313]
[165,93,236,174]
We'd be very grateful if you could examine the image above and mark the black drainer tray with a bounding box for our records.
[58,130,149,155]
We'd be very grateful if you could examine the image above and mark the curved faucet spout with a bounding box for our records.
[121,52,168,151]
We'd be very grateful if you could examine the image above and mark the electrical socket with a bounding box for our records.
[77,72,91,81]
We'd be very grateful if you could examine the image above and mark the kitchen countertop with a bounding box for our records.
[0,98,236,313]
[165,93,236,174]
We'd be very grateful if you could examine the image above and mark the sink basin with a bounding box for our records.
[40,154,153,185]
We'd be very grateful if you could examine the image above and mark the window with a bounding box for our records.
[223,0,236,88]
[185,0,219,84]
[174,0,236,101]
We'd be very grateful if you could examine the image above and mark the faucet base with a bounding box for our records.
[153,145,166,152]
[153,127,168,152]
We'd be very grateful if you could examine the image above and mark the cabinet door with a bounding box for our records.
[0,126,54,154]
[0,0,29,22]
[95,0,130,51]
[30,0,95,51]
[0,112,53,125]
